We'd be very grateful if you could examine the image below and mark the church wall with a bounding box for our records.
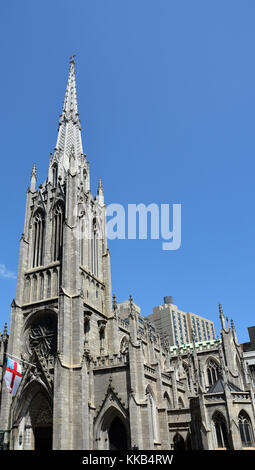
[93,367,130,411]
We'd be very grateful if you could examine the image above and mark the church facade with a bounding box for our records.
[0,59,255,450]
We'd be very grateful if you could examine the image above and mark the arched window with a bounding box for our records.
[173,433,185,450]
[98,323,105,351]
[52,268,58,297]
[91,218,98,276]
[163,392,172,409]
[39,273,44,300]
[33,211,45,267]
[207,360,220,386]
[80,218,85,266]
[84,317,90,348]
[183,362,191,391]
[25,275,31,303]
[46,271,51,298]
[53,203,64,261]
[238,411,254,447]
[120,336,129,354]
[32,274,37,302]
[52,164,58,188]
[212,412,229,449]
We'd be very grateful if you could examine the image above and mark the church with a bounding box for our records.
[0,57,255,451]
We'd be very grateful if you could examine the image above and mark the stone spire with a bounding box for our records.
[55,56,83,171]
[30,163,37,192]
[219,302,226,330]
[231,318,238,343]
[97,177,104,205]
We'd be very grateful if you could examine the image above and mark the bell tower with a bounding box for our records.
[0,57,113,449]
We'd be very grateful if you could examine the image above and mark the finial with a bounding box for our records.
[30,163,37,192]
[219,302,227,330]
[97,177,104,205]
[31,163,36,177]
[231,318,235,331]
[98,177,103,192]
[231,318,238,343]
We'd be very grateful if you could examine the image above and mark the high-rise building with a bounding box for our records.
[147,297,216,347]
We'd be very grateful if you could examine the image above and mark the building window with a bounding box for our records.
[52,164,58,187]
[183,316,189,344]
[196,318,202,341]
[211,324,215,339]
[212,412,229,449]
[32,210,45,267]
[206,322,210,340]
[238,412,254,447]
[202,320,206,340]
[178,312,184,344]
[163,392,172,409]
[84,317,90,348]
[91,218,98,276]
[80,218,85,265]
[192,317,197,342]
[207,360,220,386]
[183,363,191,391]
[53,203,64,261]
[172,311,179,345]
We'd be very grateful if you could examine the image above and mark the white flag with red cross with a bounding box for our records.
[4,358,22,396]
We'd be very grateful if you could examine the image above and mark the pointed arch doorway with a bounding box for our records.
[95,403,130,450]
[32,392,53,450]
[108,416,128,450]
[34,426,53,451]
[11,383,53,450]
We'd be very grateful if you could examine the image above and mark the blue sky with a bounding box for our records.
[0,1,255,343]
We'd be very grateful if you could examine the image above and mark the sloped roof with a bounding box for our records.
[207,378,242,394]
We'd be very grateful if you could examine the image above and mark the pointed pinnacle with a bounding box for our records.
[231,318,236,331]
[31,163,37,176]
[30,163,37,191]
[98,177,103,192]
[219,302,223,314]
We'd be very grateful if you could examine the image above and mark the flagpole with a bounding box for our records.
[6,353,36,368]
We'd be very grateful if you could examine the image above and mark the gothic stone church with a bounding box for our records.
[0,58,255,451]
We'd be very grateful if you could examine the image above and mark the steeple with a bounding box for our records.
[55,55,83,172]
